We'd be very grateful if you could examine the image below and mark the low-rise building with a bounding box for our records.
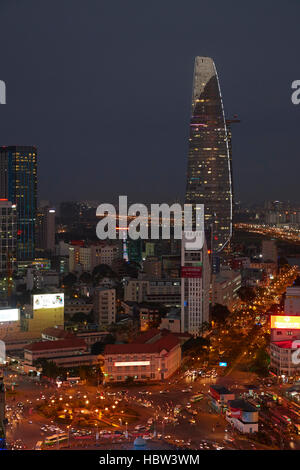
[64,300,93,316]
[159,309,181,333]
[75,330,111,351]
[24,338,100,368]
[270,341,300,377]
[226,399,259,433]
[139,305,160,331]
[103,329,181,382]
[124,278,181,306]
[42,326,110,351]
[209,385,235,411]
[42,326,74,341]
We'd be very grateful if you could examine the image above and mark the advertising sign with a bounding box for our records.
[181,266,202,278]
[270,315,300,330]
[0,308,19,322]
[33,294,64,310]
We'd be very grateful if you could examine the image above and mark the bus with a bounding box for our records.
[44,433,68,446]
[191,394,204,403]
[35,441,43,450]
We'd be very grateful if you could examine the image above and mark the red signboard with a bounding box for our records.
[230,406,242,418]
[70,240,85,246]
[181,266,202,278]
[209,387,220,401]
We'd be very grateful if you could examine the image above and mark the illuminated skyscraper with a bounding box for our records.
[0,146,37,260]
[0,200,17,274]
[185,57,233,252]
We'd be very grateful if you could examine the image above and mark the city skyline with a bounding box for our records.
[0,1,299,204]
[1,1,300,456]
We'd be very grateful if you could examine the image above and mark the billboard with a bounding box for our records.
[33,293,64,310]
[270,315,300,330]
[0,308,19,322]
[181,266,202,278]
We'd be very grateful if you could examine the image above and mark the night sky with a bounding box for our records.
[0,0,299,205]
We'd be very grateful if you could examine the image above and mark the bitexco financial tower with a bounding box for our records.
[185,56,233,253]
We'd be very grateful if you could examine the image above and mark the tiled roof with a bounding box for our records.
[273,340,300,349]
[42,327,75,339]
[104,333,179,355]
[25,338,86,352]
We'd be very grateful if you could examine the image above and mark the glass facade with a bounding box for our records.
[0,146,37,260]
[185,57,232,253]
[0,201,17,274]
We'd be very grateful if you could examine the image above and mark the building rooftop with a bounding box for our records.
[273,340,300,349]
[42,327,75,340]
[210,385,232,395]
[25,338,86,352]
[104,330,179,355]
[228,399,257,413]
[165,308,181,319]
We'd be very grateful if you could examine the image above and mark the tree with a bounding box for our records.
[79,272,92,284]
[211,304,230,324]
[92,264,117,285]
[250,348,270,376]
[125,376,135,385]
[237,286,256,302]
[183,336,211,357]
[278,256,289,269]
[34,359,61,379]
[62,273,77,288]
[70,312,89,323]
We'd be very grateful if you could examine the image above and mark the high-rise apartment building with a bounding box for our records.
[262,239,278,263]
[0,146,37,260]
[0,200,17,274]
[93,287,116,327]
[36,206,56,253]
[185,57,232,253]
[181,231,210,336]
